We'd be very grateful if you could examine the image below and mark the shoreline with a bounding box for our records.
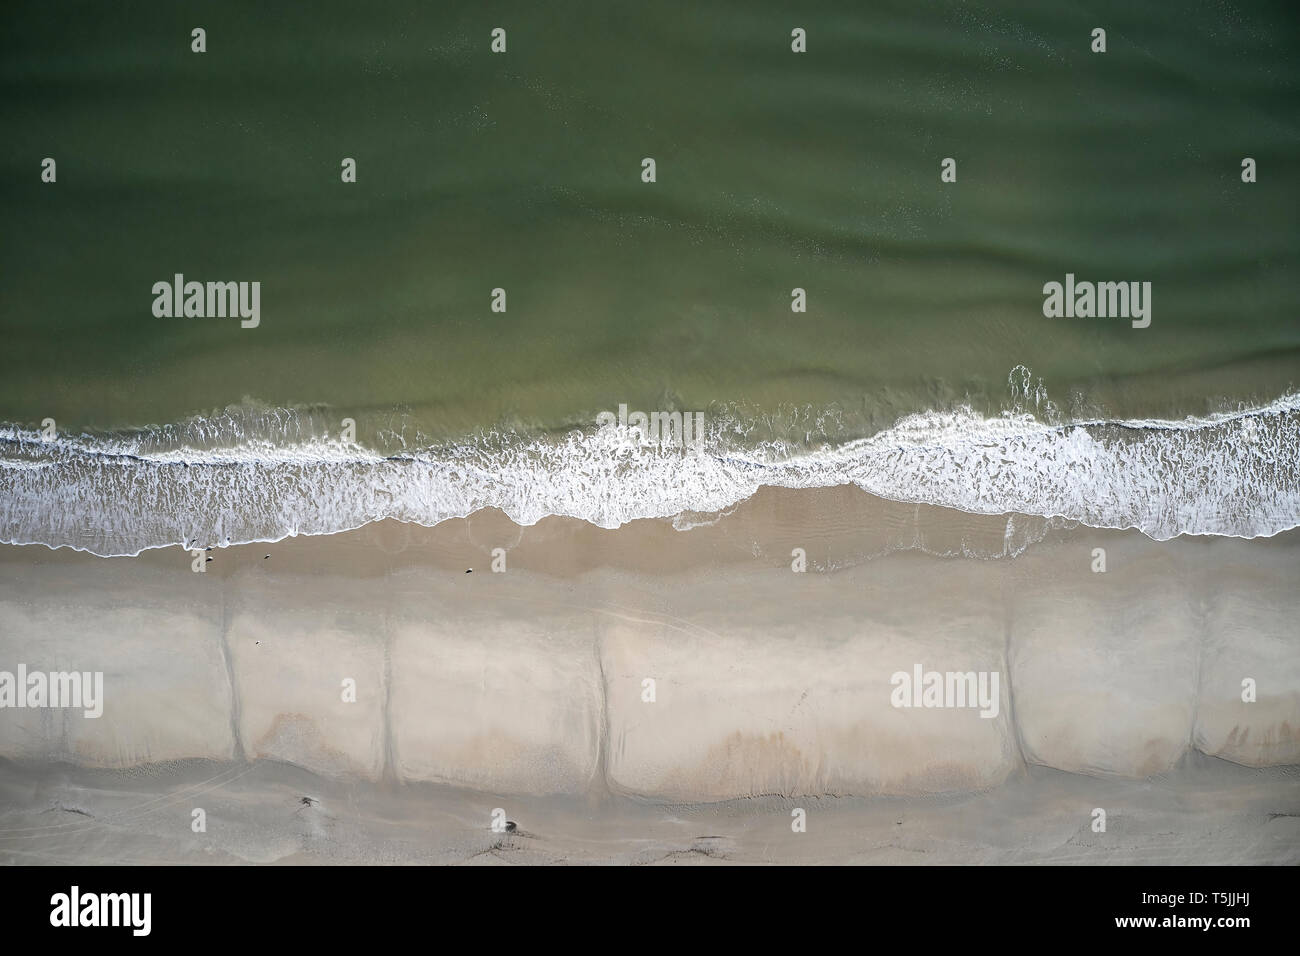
[4,389,1298,556]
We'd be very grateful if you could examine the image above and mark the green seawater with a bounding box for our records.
[2,0,1298,442]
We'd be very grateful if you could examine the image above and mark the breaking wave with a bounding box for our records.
[1,392,1297,556]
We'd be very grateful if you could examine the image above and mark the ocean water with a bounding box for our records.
[1,0,1297,554]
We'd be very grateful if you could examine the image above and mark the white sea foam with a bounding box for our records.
[1,394,1297,556]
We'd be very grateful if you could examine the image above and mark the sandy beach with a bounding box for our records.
[1,488,1296,864]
